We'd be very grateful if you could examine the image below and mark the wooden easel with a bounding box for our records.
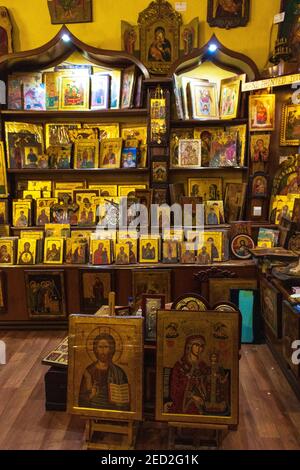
[84,292,139,450]
[168,422,229,450]
[84,418,138,450]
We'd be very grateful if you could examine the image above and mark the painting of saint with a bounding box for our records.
[252,175,267,197]
[46,243,61,262]
[80,271,113,313]
[178,140,201,168]
[68,317,143,420]
[231,234,254,260]
[92,241,110,265]
[156,310,239,425]
[250,135,270,162]
[18,241,35,265]
[207,0,249,28]
[79,333,130,410]
[148,26,172,62]
[249,95,275,132]
[0,243,12,264]
[216,0,243,17]
[47,0,92,24]
[190,83,219,120]
[25,271,66,318]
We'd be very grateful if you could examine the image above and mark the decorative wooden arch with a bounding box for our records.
[0,25,150,78]
[170,34,259,81]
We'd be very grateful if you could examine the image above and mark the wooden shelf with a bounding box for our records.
[169,167,248,172]
[1,108,148,119]
[0,260,256,269]
[171,118,248,127]
[8,168,149,175]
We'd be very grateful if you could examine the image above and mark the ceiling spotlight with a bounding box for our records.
[208,43,218,53]
[62,34,71,42]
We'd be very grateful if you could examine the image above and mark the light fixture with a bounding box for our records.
[62,34,71,43]
[208,43,218,53]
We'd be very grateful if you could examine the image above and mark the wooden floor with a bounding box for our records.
[0,330,300,450]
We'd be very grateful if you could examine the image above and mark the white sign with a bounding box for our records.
[175,2,187,12]
[253,207,262,217]
[0,340,6,365]
[274,12,285,24]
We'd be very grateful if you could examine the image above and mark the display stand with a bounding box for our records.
[84,418,138,450]
[168,422,229,450]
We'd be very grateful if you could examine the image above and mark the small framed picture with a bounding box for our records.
[153,188,168,205]
[205,201,225,225]
[251,173,268,198]
[190,81,219,120]
[120,65,136,109]
[280,104,300,146]
[0,239,14,265]
[210,131,237,167]
[70,239,87,264]
[139,238,159,263]
[0,142,8,197]
[6,122,44,169]
[74,190,99,205]
[79,269,114,313]
[17,238,37,265]
[162,240,178,263]
[78,204,96,226]
[91,239,112,265]
[188,177,223,201]
[0,199,9,224]
[224,182,247,223]
[74,140,99,169]
[44,238,64,264]
[22,145,40,168]
[117,239,138,264]
[152,161,168,183]
[118,185,146,197]
[207,0,250,29]
[121,147,138,168]
[0,270,6,314]
[231,234,255,260]
[47,145,72,169]
[250,134,270,162]
[24,270,66,319]
[178,140,201,168]
[115,243,130,265]
[100,138,123,168]
[91,74,110,110]
[13,202,31,228]
[219,76,241,120]
[89,184,118,197]
[249,94,275,131]
[45,123,81,148]
[142,294,165,342]
[59,75,90,111]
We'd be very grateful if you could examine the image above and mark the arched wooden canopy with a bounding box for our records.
[170,34,259,81]
[0,25,150,78]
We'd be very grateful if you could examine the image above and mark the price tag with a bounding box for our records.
[175,2,187,11]
[274,12,285,24]
[253,207,262,217]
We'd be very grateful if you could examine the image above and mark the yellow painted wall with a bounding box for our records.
[1,0,281,72]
